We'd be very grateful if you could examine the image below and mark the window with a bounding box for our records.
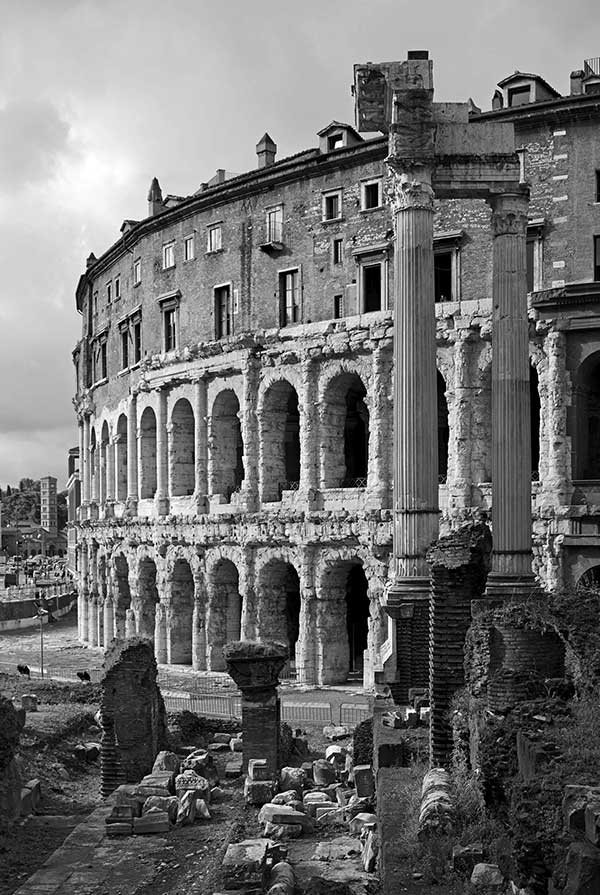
[121,328,129,370]
[266,206,283,243]
[163,305,177,351]
[434,251,453,302]
[334,294,344,318]
[92,291,98,317]
[526,222,544,293]
[322,190,342,222]
[207,224,222,253]
[132,317,142,364]
[333,238,343,265]
[133,258,141,285]
[94,336,107,382]
[214,285,232,339]
[361,179,382,210]
[162,241,175,269]
[595,236,600,282]
[106,281,112,304]
[508,85,531,107]
[596,170,600,203]
[279,269,301,326]
[184,234,195,261]
[327,134,343,151]
[362,264,382,312]
[114,276,120,300]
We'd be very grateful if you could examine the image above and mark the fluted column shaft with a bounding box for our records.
[155,388,169,515]
[487,192,534,587]
[126,394,138,510]
[389,166,439,588]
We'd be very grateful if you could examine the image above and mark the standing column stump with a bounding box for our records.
[224,640,288,777]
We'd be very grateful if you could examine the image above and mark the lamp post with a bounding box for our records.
[35,598,49,678]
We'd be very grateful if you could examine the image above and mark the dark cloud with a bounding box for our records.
[0,99,71,191]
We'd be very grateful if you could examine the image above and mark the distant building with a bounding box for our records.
[66,447,81,574]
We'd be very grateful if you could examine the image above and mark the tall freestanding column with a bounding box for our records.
[486,192,535,597]
[385,162,439,700]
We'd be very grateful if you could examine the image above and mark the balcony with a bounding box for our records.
[259,220,285,253]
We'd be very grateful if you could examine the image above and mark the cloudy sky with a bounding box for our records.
[0,0,598,489]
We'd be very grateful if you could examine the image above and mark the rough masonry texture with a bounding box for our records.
[71,54,600,690]
[100,637,169,792]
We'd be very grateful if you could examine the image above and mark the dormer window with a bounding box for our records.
[327,134,343,151]
[508,85,531,106]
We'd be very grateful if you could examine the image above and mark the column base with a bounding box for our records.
[154,496,170,516]
[482,571,538,604]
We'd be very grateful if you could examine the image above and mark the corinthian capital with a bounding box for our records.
[489,192,529,237]
[386,164,434,214]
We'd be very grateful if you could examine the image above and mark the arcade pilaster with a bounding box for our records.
[241,357,260,512]
[486,191,536,596]
[299,355,318,499]
[194,378,208,512]
[155,388,169,515]
[126,394,138,513]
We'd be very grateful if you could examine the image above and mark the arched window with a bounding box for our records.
[209,390,244,500]
[260,381,301,501]
[169,398,195,496]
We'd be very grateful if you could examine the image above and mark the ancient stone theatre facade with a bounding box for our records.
[72,55,600,688]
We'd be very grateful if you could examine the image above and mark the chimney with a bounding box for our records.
[492,89,504,111]
[86,252,97,270]
[256,133,277,168]
[147,177,164,217]
[570,69,585,95]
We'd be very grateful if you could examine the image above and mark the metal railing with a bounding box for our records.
[341,477,367,489]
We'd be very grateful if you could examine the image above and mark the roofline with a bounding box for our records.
[79,135,388,284]
[497,71,561,98]
[471,91,600,127]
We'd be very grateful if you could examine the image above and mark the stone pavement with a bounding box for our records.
[12,798,168,895]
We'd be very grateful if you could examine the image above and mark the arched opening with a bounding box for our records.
[438,371,449,484]
[206,559,242,671]
[577,565,600,591]
[530,364,540,480]
[321,372,369,489]
[90,428,97,501]
[169,398,195,497]
[572,354,600,480]
[137,557,159,639]
[115,414,128,501]
[140,407,158,499]
[168,558,194,664]
[318,559,371,684]
[209,390,244,501]
[256,560,301,665]
[100,421,110,503]
[113,554,131,639]
[260,380,301,501]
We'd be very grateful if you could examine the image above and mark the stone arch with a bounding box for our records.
[259,378,301,502]
[316,556,371,684]
[139,406,158,499]
[136,555,159,639]
[438,371,449,484]
[168,557,194,664]
[112,552,131,639]
[115,413,128,500]
[206,558,242,671]
[572,352,600,480]
[209,389,244,500]
[169,398,195,497]
[576,564,600,591]
[320,371,370,489]
[256,557,301,662]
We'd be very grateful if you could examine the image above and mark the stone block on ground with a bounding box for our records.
[115,783,144,816]
[323,725,349,741]
[347,794,374,818]
[230,737,243,752]
[452,843,484,876]
[280,766,306,796]
[19,788,33,817]
[143,770,176,793]
[264,821,303,840]
[152,750,180,774]
[106,805,134,823]
[181,749,219,786]
[362,827,378,872]
[213,732,233,744]
[25,778,41,812]
[143,795,179,823]
[563,840,600,895]
[209,741,231,751]
[133,808,170,834]
[225,756,244,778]
[305,799,337,818]
[266,861,295,895]
[353,765,375,798]
[301,761,313,780]
[272,789,301,806]
[21,694,38,712]
[258,803,315,832]
[106,821,133,838]
[325,745,346,765]
[313,759,337,786]
[196,798,211,819]
[244,778,277,806]
[222,838,274,891]
[312,836,362,861]
[316,806,345,824]
[348,812,377,835]
[470,863,504,888]
[248,758,270,781]
[176,790,197,826]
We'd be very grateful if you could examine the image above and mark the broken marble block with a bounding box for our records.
[452,842,484,876]
[259,803,315,833]
[244,778,277,806]
[152,750,180,774]
[362,826,379,872]
[106,822,133,838]
[323,724,349,741]
[25,779,41,813]
[133,807,170,835]
[222,838,275,891]
[312,758,337,786]
[225,756,244,778]
[176,790,197,826]
[181,749,219,786]
[470,863,504,888]
[21,694,38,712]
[585,802,600,846]
[114,784,144,816]
[105,805,134,836]
[143,795,179,824]
[175,770,211,803]
[230,736,243,752]
[353,765,375,799]
[348,812,377,835]
[248,758,271,781]
[272,789,301,806]
[280,766,306,796]
[264,821,303,840]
